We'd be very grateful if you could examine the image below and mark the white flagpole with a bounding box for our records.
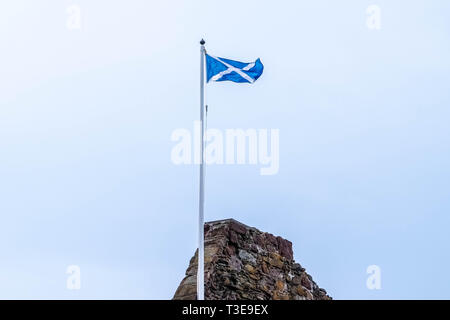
[197,38,206,300]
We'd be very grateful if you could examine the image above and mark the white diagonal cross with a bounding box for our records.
[209,55,255,83]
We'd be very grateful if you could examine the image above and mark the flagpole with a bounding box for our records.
[197,38,206,300]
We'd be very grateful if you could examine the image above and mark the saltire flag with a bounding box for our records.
[205,54,264,84]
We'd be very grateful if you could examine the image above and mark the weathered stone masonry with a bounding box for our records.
[173,219,331,300]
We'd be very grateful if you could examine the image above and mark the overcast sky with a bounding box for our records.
[1,1,449,299]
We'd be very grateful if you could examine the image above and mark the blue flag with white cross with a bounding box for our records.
[205,54,264,84]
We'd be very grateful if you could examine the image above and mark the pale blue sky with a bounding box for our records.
[1,1,449,299]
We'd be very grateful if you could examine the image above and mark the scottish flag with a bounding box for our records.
[206,54,264,84]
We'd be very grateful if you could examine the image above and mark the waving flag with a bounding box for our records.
[205,54,264,84]
[196,40,264,300]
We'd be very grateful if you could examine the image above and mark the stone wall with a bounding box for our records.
[173,219,331,300]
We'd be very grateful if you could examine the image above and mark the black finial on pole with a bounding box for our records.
[200,39,205,45]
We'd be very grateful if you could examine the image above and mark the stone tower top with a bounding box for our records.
[173,218,330,300]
